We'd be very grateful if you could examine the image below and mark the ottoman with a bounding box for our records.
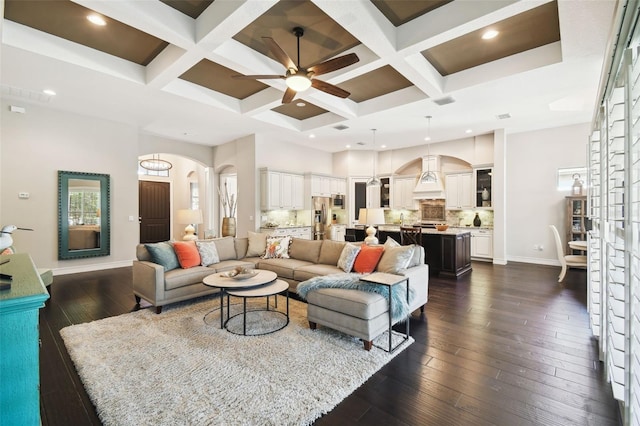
[306,287,392,351]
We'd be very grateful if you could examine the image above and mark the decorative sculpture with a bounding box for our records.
[0,225,34,251]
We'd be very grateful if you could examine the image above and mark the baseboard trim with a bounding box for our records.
[53,260,133,276]
[506,256,560,266]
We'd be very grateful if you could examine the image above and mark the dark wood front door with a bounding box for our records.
[139,180,170,243]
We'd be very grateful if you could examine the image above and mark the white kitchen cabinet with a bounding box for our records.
[330,177,347,195]
[309,174,332,197]
[260,169,304,210]
[290,174,304,209]
[470,229,493,260]
[445,173,473,210]
[329,224,346,241]
[392,176,417,210]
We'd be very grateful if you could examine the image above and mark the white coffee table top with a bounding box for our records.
[203,269,277,289]
[226,279,288,298]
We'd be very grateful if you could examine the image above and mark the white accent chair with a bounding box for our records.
[550,225,587,282]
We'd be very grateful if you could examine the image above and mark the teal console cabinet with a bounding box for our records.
[0,254,50,425]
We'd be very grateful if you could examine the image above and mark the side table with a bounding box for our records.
[360,271,410,353]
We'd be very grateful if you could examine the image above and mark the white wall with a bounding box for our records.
[1,100,139,273]
[213,134,257,237]
[505,123,589,264]
[255,137,333,173]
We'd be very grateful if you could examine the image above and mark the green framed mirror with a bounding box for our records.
[58,171,110,260]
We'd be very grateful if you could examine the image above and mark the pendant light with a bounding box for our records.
[366,129,380,187]
[420,116,438,183]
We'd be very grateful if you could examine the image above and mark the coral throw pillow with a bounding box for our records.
[172,241,201,269]
[353,244,384,274]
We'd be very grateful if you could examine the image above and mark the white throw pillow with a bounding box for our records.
[337,243,361,272]
[246,231,267,257]
[377,244,414,274]
[262,236,292,259]
[196,240,220,266]
[384,236,420,268]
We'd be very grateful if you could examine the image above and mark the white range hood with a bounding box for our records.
[413,156,446,199]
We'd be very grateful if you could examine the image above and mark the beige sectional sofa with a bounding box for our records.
[133,236,429,315]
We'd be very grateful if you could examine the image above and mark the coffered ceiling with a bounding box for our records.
[1,0,617,152]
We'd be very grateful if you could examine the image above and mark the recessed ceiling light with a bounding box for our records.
[87,14,107,26]
[424,136,431,141]
[43,89,56,96]
[296,102,306,107]
[482,30,499,40]
[465,129,472,134]
[346,144,351,148]
[309,134,315,138]
[381,144,387,149]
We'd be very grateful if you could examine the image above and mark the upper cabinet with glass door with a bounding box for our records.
[474,167,493,209]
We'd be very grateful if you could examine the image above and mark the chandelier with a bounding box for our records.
[140,154,173,171]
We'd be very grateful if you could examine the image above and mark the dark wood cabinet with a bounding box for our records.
[440,233,472,278]
[375,229,471,278]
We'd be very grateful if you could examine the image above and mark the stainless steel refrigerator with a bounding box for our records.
[312,196,330,240]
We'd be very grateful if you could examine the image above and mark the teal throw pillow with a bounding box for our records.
[145,242,179,271]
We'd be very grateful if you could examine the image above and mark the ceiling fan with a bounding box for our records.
[233,27,359,104]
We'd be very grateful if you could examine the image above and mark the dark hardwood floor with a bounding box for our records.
[39,262,621,425]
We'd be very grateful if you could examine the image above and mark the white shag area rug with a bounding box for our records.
[60,295,413,426]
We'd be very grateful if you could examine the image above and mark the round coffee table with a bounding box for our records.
[225,279,289,336]
[203,269,277,329]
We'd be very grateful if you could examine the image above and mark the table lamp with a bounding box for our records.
[176,209,203,241]
[358,208,385,245]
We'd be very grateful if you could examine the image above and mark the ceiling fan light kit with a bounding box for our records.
[234,26,358,103]
[285,72,312,92]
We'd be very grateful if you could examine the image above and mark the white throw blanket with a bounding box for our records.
[297,273,414,322]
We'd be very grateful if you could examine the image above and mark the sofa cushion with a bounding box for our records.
[210,259,257,273]
[306,288,387,320]
[377,244,414,274]
[318,240,346,265]
[289,238,322,263]
[246,232,267,257]
[337,243,360,272]
[145,242,179,271]
[353,245,384,274]
[235,237,249,259]
[263,236,292,259]
[173,241,201,269]
[214,237,237,261]
[136,244,151,262]
[164,266,212,291]
[257,258,311,279]
[196,240,220,266]
[294,264,345,282]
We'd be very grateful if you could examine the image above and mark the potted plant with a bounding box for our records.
[218,180,237,237]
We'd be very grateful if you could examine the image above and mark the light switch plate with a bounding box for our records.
[18,192,29,199]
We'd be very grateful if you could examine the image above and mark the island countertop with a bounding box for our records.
[377,225,472,235]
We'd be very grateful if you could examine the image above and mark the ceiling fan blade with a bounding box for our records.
[282,87,297,104]
[308,53,359,77]
[262,37,296,71]
[311,79,350,98]
[232,75,284,80]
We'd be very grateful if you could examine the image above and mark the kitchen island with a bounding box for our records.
[349,225,472,278]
